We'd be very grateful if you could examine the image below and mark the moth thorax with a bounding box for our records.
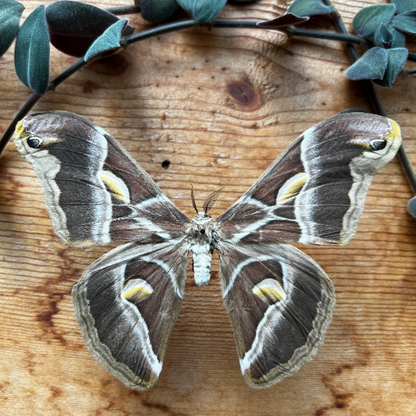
[188,213,215,287]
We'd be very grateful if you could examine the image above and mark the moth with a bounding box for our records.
[13,111,401,390]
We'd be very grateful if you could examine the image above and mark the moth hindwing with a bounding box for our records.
[13,111,401,390]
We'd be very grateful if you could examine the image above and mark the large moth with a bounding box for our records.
[13,111,401,390]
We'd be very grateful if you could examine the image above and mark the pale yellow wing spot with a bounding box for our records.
[123,278,153,303]
[253,278,286,304]
[275,172,308,205]
[100,170,131,204]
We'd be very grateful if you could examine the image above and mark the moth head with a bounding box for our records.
[187,212,217,243]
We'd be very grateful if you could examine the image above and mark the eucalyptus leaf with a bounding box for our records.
[141,0,181,22]
[0,0,24,57]
[46,1,134,57]
[407,196,416,218]
[345,47,388,81]
[392,11,416,34]
[373,47,408,88]
[391,0,416,14]
[177,0,227,23]
[373,23,406,49]
[14,5,50,95]
[287,0,333,17]
[352,4,396,38]
[389,24,406,48]
[374,24,394,48]
[84,18,127,62]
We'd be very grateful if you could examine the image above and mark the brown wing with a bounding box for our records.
[14,111,189,247]
[217,113,401,246]
[217,241,334,388]
[72,239,189,391]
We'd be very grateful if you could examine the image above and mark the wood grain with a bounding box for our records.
[1,1,416,415]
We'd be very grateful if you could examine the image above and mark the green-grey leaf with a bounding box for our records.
[390,24,406,47]
[391,0,416,14]
[177,0,227,23]
[353,4,396,38]
[393,10,416,34]
[374,22,405,49]
[46,1,134,57]
[345,47,388,80]
[141,0,180,22]
[373,47,408,88]
[408,196,416,218]
[374,24,394,48]
[0,0,24,57]
[14,5,50,95]
[84,18,127,62]
[287,0,333,17]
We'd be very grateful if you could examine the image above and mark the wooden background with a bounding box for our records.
[1,0,415,415]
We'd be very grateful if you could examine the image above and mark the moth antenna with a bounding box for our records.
[202,188,224,214]
[190,185,198,214]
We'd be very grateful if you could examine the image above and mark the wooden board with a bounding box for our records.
[1,1,416,414]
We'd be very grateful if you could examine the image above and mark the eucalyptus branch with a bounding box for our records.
[123,20,372,47]
[106,6,141,16]
[214,21,371,46]
[323,0,416,195]
[1,7,415,164]
[0,59,89,155]
[407,53,416,63]
[402,68,416,76]
[124,19,196,46]
[282,26,371,46]
[0,92,41,155]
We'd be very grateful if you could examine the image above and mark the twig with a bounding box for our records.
[106,6,141,15]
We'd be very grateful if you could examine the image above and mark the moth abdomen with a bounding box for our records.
[192,245,213,286]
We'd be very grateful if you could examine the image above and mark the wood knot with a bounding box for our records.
[227,81,261,111]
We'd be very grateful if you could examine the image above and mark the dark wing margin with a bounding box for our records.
[72,240,189,391]
[217,242,335,388]
[217,113,401,246]
[13,111,189,247]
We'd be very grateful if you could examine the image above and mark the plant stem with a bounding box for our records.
[106,6,141,16]
[0,92,41,155]
[0,13,411,160]
[0,59,89,157]
[124,20,197,45]
[407,53,416,63]
[403,68,416,76]
[124,20,371,47]
[282,26,371,46]
[214,21,370,46]
[323,0,416,194]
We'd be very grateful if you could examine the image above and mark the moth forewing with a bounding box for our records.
[216,113,402,247]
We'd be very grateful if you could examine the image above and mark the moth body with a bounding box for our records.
[186,212,217,286]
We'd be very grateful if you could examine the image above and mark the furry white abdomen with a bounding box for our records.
[192,242,212,286]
